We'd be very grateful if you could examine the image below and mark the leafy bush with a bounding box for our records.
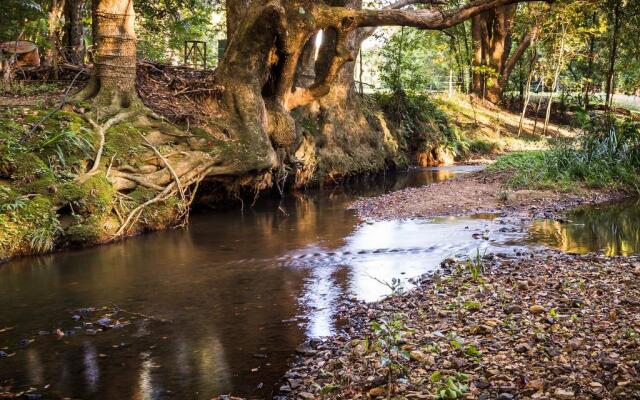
[375,92,471,159]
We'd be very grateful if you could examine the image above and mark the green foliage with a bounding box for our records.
[377,27,454,93]
[490,115,640,191]
[464,248,485,281]
[370,314,413,394]
[368,274,405,296]
[462,300,481,311]
[375,93,470,159]
[135,0,225,65]
[0,0,47,44]
[430,371,470,400]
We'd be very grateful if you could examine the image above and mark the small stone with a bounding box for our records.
[96,318,112,328]
[505,305,523,314]
[554,388,575,399]
[472,324,493,335]
[279,384,292,393]
[368,386,385,397]
[527,379,544,391]
[599,357,617,370]
[566,340,581,352]
[529,305,545,314]
[296,344,316,356]
[497,393,514,400]
[298,392,314,400]
[515,343,530,353]
[288,379,301,390]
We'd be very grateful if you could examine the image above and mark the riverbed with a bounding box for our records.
[0,167,636,399]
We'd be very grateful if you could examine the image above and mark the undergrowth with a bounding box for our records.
[375,92,477,160]
[490,114,640,192]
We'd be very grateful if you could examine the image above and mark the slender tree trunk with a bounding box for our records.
[533,80,543,134]
[518,45,536,136]
[471,14,484,95]
[44,0,66,79]
[583,12,596,108]
[63,0,85,64]
[543,24,566,135]
[605,0,621,110]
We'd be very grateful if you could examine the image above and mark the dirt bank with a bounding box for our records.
[350,170,627,221]
[278,250,640,399]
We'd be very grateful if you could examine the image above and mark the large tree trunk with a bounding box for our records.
[470,4,536,103]
[65,0,548,244]
[63,0,85,64]
[77,0,138,113]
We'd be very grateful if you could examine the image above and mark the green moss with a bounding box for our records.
[104,124,144,165]
[140,197,181,227]
[129,186,156,204]
[65,215,105,243]
[56,181,86,203]
[78,173,115,215]
[11,153,50,181]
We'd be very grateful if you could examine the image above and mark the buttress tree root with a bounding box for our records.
[58,0,551,247]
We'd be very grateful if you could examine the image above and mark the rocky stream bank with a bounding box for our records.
[276,250,640,400]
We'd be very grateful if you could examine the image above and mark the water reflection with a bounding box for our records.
[528,199,640,256]
[0,166,502,399]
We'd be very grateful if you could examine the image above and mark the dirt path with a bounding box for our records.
[350,170,625,221]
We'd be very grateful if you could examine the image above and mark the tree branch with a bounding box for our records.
[318,0,550,30]
[499,24,539,87]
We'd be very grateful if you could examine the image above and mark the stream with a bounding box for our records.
[0,166,637,399]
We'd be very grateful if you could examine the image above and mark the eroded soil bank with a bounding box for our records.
[279,250,640,400]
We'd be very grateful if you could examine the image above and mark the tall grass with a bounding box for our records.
[490,115,640,192]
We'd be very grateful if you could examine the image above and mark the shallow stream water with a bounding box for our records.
[528,198,640,256]
[1,167,636,399]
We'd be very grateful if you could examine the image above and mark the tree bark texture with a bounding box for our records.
[63,0,85,64]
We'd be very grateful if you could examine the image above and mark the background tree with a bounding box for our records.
[470,3,541,103]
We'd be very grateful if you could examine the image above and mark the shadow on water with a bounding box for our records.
[528,198,640,256]
[0,165,506,399]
